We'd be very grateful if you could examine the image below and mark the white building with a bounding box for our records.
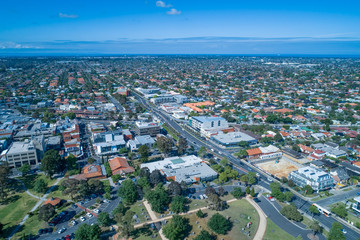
[141,155,217,184]
[6,140,39,167]
[189,116,229,137]
[288,166,334,192]
[150,94,176,104]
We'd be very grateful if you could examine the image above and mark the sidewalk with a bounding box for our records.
[245,196,267,240]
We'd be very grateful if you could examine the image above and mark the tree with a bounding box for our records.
[139,167,150,179]
[104,161,112,177]
[309,205,319,217]
[220,157,228,167]
[97,212,112,227]
[288,179,295,187]
[177,137,188,155]
[331,203,348,219]
[18,164,31,176]
[87,157,95,164]
[41,150,64,178]
[75,223,101,240]
[328,222,345,240]
[280,205,303,222]
[146,184,170,213]
[113,202,128,220]
[117,179,138,205]
[149,169,164,186]
[119,147,128,154]
[0,162,10,201]
[284,191,294,202]
[157,136,173,155]
[170,196,187,213]
[61,178,80,200]
[245,186,250,195]
[138,145,150,162]
[238,149,248,158]
[196,209,205,218]
[207,193,226,211]
[247,172,257,185]
[231,187,245,199]
[274,133,283,142]
[38,203,55,222]
[303,185,313,195]
[238,141,249,148]
[292,144,300,152]
[66,154,77,170]
[208,213,232,235]
[168,181,182,196]
[194,230,215,240]
[118,210,134,238]
[309,220,322,235]
[163,215,191,240]
[218,186,225,196]
[198,146,207,157]
[34,178,47,194]
[250,188,256,197]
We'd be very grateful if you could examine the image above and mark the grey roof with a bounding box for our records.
[192,116,225,123]
[211,131,256,145]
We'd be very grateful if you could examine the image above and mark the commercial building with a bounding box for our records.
[189,116,229,133]
[312,143,347,158]
[141,155,218,184]
[93,134,126,155]
[246,145,282,160]
[134,121,161,137]
[288,166,334,192]
[353,196,360,213]
[5,140,40,167]
[126,135,155,152]
[14,123,56,140]
[150,94,175,104]
[211,131,257,147]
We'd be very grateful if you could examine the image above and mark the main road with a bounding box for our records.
[132,90,360,240]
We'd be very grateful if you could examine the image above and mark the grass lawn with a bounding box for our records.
[346,211,360,225]
[342,187,353,192]
[129,202,147,223]
[101,178,111,187]
[188,199,208,211]
[0,192,38,238]
[221,194,235,201]
[132,226,161,240]
[47,178,73,201]
[14,213,48,239]
[263,219,298,240]
[18,174,57,197]
[187,199,259,240]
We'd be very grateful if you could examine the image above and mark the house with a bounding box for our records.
[108,156,135,175]
[330,167,350,186]
[70,164,106,180]
[43,197,63,207]
[126,135,155,152]
[246,145,282,160]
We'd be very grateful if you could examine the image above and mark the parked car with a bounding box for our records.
[86,213,93,218]
[58,227,66,234]
[80,216,86,222]
[93,209,100,214]
[71,220,77,226]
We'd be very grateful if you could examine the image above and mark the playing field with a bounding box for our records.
[256,158,299,178]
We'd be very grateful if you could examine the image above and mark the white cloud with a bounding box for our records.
[156,1,172,8]
[59,13,78,19]
[0,42,41,49]
[166,8,181,15]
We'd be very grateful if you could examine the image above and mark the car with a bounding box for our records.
[38,229,44,235]
[58,227,66,234]
[71,220,77,225]
[253,198,261,203]
[65,235,71,240]
[80,216,86,221]
[93,209,100,214]
[341,229,347,234]
[103,199,110,203]
[86,213,93,218]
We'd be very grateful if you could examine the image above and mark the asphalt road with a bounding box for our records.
[133,91,360,240]
[315,188,360,207]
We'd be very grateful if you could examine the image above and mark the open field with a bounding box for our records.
[263,219,298,240]
[0,192,38,238]
[256,157,300,178]
[187,199,260,240]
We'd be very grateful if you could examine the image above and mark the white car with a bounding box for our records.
[86,213,93,218]
[93,209,100,214]
[71,220,77,225]
[80,216,86,222]
[58,227,66,234]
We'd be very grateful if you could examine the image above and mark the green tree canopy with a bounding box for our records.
[163,215,191,240]
[117,179,138,205]
[75,223,101,240]
[208,213,232,235]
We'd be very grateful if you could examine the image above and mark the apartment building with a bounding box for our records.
[134,121,161,137]
[5,140,40,167]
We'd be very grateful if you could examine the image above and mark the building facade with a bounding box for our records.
[288,166,334,192]
[5,140,39,167]
[134,121,161,137]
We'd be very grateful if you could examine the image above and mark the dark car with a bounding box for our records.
[253,198,261,203]
[38,229,44,235]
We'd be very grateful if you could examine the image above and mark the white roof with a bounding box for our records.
[259,145,279,154]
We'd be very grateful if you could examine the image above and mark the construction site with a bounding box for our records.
[255,156,300,179]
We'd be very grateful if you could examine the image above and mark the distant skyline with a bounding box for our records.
[1,0,360,55]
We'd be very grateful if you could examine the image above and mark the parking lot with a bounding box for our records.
[38,188,121,240]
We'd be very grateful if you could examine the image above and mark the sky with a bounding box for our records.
[1,0,360,55]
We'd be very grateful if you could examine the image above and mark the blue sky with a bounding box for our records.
[1,0,360,55]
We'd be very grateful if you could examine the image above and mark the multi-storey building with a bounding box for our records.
[5,140,39,167]
[288,166,334,192]
[134,121,161,137]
